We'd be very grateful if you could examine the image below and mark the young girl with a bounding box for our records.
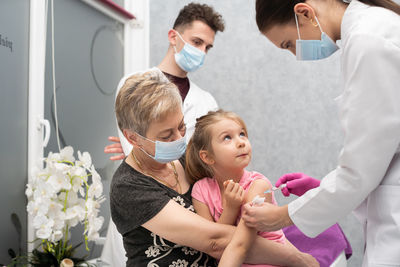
[186,109,299,267]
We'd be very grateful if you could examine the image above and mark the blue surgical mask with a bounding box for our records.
[137,133,186,164]
[174,31,205,72]
[295,14,339,61]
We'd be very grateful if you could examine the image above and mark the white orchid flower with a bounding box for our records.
[88,179,103,199]
[53,162,72,176]
[73,165,87,178]
[28,147,105,250]
[85,199,100,215]
[71,175,84,193]
[48,174,71,192]
[46,201,64,219]
[25,184,33,198]
[86,216,104,241]
[65,204,86,224]
[27,200,48,217]
[58,191,79,206]
[50,230,63,243]
[34,215,54,240]
[53,213,66,230]
[77,151,92,169]
[36,227,52,240]
[47,151,61,162]
[33,177,57,197]
[60,146,75,162]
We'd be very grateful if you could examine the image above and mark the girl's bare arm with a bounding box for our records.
[218,179,270,267]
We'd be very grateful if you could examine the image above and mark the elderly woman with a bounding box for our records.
[111,70,318,267]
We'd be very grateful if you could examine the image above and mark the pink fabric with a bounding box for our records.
[192,170,285,267]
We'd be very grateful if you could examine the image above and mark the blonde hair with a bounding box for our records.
[186,109,248,184]
[115,70,182,136]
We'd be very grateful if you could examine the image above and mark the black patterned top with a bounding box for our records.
[110,159,217,267]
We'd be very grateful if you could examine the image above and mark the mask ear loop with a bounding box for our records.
[294,14,301,40]
[135,132,156,144]
[172,30,186,54]
[314,16,324,33]
[134,132,157,159]
[175,31,185,43]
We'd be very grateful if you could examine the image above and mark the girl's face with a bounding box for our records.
[208,118,252,174]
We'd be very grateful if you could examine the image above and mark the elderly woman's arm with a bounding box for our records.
[142,199,231,258]
[142,200,318,267]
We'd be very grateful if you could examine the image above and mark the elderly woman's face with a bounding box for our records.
[147,107,186,139]
[139,108,185,157]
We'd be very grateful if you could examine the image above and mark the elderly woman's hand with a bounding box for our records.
[242,202,293,232]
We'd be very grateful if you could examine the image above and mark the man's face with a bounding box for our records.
[173,20,216,54]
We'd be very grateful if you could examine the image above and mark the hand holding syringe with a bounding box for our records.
[251,183,287,205]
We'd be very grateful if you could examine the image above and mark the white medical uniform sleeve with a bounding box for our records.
[183,82,219,140]
[117,128,133,156]
[208,93,218,111]
[288,33,400,237]
[115,75,133,156]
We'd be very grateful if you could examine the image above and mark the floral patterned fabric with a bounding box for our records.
[111,159,217,267]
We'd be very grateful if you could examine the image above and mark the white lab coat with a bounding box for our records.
[101,67,218,266]
[288,1,400,266]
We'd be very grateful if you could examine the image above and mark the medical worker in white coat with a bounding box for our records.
[242,0,400,266]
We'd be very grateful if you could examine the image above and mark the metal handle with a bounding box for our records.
[39,118,51,147]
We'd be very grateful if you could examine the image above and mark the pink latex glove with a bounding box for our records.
[275,173,321,197]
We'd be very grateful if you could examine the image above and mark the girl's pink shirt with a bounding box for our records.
[192,170,286,244]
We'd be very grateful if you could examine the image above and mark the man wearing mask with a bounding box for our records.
[101,4,224,266]
[104,3,224,160]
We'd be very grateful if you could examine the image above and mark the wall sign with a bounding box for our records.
[0,33,13,52]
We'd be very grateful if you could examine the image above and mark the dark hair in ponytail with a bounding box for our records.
[255,0,400,33]
[255,0,303,32]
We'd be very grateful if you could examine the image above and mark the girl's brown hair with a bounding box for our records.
[255,0,400,33]
[185,109,248,184]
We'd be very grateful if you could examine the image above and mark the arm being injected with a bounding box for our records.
[251,183,287,205]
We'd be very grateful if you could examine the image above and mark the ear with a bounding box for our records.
[168,29,179,46]
[199,150,215,165]
[123,129,141,148]
[294,3,316,22]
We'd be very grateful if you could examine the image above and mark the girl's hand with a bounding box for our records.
[222,180,244,211]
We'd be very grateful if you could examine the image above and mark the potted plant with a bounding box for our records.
[11,146,105,267]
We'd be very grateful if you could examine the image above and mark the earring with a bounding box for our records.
[310,18,319,27]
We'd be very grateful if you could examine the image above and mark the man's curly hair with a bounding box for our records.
[173,3,225,33]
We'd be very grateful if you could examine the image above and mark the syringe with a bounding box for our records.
[264,183,287,194]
